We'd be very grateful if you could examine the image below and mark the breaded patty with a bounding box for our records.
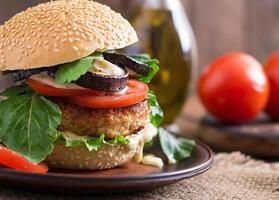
[53,98,150,139]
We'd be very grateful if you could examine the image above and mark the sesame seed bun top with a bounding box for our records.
[0,0,138,71]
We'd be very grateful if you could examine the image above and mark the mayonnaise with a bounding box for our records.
[142,123,158,143]
[130,123,158,163]
[142,154,164,169]
[93,59,126,76]
[30,73,86,89]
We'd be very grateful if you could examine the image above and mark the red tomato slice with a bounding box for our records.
[70,80,148,109]
[0,146,48,174]
[27,74,101,97]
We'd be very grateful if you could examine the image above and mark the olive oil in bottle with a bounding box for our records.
[125,0,198,124]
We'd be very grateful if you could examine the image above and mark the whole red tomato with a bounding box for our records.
[265,51,279,119]
[198,52,270,124]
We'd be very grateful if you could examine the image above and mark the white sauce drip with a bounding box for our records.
[130,123,158,163]
[93,59,125,76]
[110,86,128,96]
[30,73,86,90]
[141,123,158,143]
[168,158,177,165]
[142,154,164,169]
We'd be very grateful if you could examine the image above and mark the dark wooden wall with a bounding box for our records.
[185,0,279,69]
[1,0,279,71]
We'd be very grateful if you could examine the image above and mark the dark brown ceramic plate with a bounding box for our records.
[0,141,213,194]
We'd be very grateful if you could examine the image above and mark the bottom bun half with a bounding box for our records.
[45,132,145,170]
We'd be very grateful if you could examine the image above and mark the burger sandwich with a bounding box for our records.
[0,0,194,173]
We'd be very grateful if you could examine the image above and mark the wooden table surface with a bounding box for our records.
[175,96,205,137]
[180,96,279,159]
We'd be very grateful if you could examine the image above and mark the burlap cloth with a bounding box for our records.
[0,152,278,200]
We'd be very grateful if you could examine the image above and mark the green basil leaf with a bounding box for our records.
[129,54,160,83]
[55,52,103,84]
[50,129,62,143]
[0,85,30,97]
[61,132,129,152]
[148,90,163,128]
[159,128,195,164]
[129,54,159,65]
[0,91,62,163]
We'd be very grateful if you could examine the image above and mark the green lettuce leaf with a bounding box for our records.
[129,54,159,83]
[55,52,103,84]
[0,85,31,97]
[148,90,163,128]
[0,86,62,163]
[61,132,129,152]
[159,128,195,164]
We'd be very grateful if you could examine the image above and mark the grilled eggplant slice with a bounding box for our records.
[11,67,57,82]
[103,52,151,76]
[75,59,128,92]
[76,73,128,92]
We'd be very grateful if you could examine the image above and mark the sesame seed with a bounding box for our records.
[73,38,81,42]
[1,0,137,70]
[81,33,86,39]
[73,46,79,52]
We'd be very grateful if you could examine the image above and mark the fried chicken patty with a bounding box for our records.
[53,98,150,139]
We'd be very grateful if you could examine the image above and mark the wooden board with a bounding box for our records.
[199,115,279,157]
[176,97,279,157]
[184,0,246,71]
[184,0,279,70]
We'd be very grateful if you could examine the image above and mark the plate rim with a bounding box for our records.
[0,141,214,182]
